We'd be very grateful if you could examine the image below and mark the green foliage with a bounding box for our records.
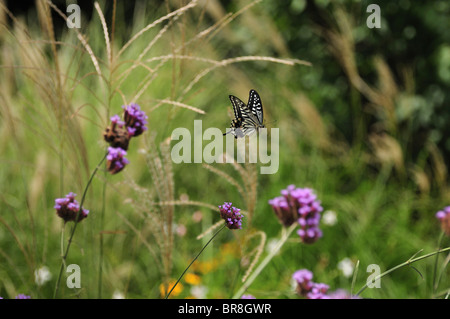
[0,0,448,299]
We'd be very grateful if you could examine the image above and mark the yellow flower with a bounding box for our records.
[184,273,201,285]
[160,280,183,298]
[193,260,218,274]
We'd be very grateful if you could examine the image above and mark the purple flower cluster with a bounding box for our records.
[292,269,329,299]
[123,103,148,137]
[106,147,130,175]
[327,289,361,299]
[0,294,32,299]
[307,283,330,299]
[269,185,323,244]
[218,202,243,230]
[54,192,89,223]
[436,206,450,236]
[103,103,147,174]
[292,269,361,299]
[292,269,314,296]
[15,294,31,299]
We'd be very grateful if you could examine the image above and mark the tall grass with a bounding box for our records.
[0,0,448,299]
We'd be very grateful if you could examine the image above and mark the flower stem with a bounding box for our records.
[165,223,227,299]
[433,231,444,292]
[231,223,297,299]
[356,246,450,297]
[98,160,108,299]
[53,152,108,299]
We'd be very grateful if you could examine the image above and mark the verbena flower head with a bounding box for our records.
[292,269,314,296]
[54,192,89,223]
[293,269,330,299]
[306,283,329,299]
[123,103,148,137]
[106,147,130,174]
[436,206,450,236]
[327,289,362,299]
[103,114,130,150]
[269,185,323,244]
[104,104,148,151]
[15,294,31,299]
[218,202,243,230]
[241,294,256,299]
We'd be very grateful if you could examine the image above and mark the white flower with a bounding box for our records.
[190,285,208,299]
[112,290,125,299]
[266,238,281,255]
[34,266,52,286]
[337,258,355,278]
[175,224,187,237]
[322,210,337,226]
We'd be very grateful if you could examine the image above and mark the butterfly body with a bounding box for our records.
[224,89,265,138]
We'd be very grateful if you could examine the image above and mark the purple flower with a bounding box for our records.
[123,103,148,137]
[292,269,330,299]
[241,294,256,299]
[104,104,147,150]
[306,283,329,299]
[436,206,450,236]
[327,289,361,299]
[15,294,31,299]
[54,192,89,223]
[292,269,314,296]
[106,147,130,174]
[104,114,130,150]
[269,185,323,244]
[218,202,243,230]
[110,114,125,127]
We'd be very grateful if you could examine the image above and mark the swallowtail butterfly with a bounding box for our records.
[223,89,265,138]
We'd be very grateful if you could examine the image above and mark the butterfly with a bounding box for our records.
[223,89,265,138]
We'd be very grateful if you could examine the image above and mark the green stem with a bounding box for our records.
[53,152,108,299]
[433,232,445,292]
[165,224,227,299]
[232,223,297,299]
[98,161,108,299]
[356,246,450,297]
[60,224,66,268]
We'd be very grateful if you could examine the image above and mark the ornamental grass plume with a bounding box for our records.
[269,185,323,244]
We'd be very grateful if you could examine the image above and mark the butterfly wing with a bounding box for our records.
[239,103,260,136]
[247,89,264,125]
[225,90,264,138]
[229,95,245,120]
[224,95,246,138]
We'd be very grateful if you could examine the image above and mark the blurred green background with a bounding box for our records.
[0,0,449,299]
